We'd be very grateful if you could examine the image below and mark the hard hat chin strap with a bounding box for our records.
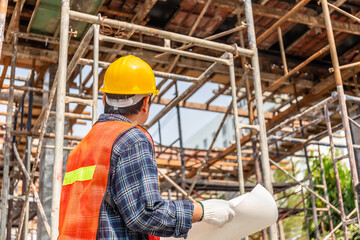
[105,94,149,109]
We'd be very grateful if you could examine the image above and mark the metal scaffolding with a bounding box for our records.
[0,0,359,239]
[0,0,276,239]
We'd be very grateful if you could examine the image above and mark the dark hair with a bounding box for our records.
[104,94,149,115]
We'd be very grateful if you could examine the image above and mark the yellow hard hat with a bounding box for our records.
[101,55,159,95]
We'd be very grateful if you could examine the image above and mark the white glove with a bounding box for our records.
[200,199,235,227]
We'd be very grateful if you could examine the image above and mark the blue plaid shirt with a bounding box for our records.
[96,114,193,239]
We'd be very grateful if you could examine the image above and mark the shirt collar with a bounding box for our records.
[97,113,133,124]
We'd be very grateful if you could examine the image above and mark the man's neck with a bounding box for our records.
[123,114,139,125]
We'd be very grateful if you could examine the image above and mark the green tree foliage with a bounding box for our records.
[305,151,356,239]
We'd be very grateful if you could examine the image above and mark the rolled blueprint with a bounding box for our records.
[164,184,278,240]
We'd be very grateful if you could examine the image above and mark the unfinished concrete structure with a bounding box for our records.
[0,0,360,239]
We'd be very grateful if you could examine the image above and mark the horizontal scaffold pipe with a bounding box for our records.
[344,94,360,104]
[68,10,254,57]
[268,136,349,148]
[78,58,198,82]
[99,35,230,65]
[267,92,338,135]
[11,130,83,141]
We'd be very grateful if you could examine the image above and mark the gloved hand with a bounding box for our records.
[200,199,235,227]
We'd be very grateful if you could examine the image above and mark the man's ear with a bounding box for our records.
[142,96,150,113]
[102,95,106,106]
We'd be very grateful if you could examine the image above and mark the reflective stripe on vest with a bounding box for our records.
[58,121,159,240]
[62,165,96,186]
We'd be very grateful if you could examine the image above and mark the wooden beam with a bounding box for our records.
[132,0,158,25]
[1,43,58,63]
[262,45,330,93]
[177,55,315,86]
[6,5,32,19]
[286,0,349,52]
[155,98,273,119]
[191,54,360,177]
[34,62,50,87]
[98,7,135,19]
[206,84,230,106]
[194,0,360,35]
[0,0,8,58]
[5,0,26,42]
[256,0,311,44]
[251,2,360,36]
[26,0,43,33]
[0,57,10,91]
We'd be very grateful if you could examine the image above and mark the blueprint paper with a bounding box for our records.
[164,184,278,240]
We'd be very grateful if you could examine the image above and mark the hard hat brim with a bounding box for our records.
[100,87,159,96]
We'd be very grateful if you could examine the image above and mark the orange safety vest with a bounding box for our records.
[58,121,160,240]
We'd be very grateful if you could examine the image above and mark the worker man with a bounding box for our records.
[58,55,235,239]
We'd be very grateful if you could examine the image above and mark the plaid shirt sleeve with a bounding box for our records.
[110,128,193,238]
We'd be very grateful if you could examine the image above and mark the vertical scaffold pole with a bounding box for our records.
[23,136,32,240]
[92,23,99,124]
[320,0,360,223]
[228,53,245,194]
[0,32,18,240]
[301,186,310,240]
[175,82,186,194]
[51,0,69,239]
[324,105,348,239]
[243,0,278,239]
[293,84,320,240]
